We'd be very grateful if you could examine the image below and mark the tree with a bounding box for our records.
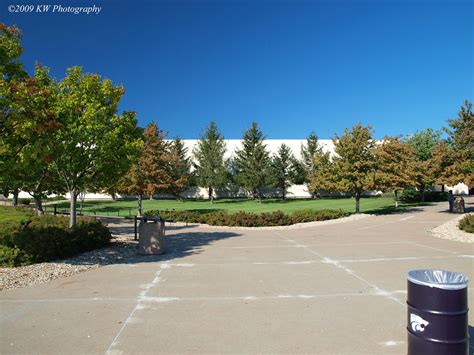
[406,128,441,202]
[7,65,63,214]
[0,23,27,206]
[54,67,142,227]
[270,144,299,199]
[193,121,228,203]
[301,132,323,197]
[308,150,334,195]
[168,137,192,199]
[373,136,415,207]
[116,160,147,216]
[435,100,473,187]
[330,123,376,213]
[140,122,174,200]
[234,122,271,201]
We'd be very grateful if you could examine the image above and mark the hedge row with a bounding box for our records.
[399,189,447,203]
[0,214,111,267]
[145,209,349,227]
[458,214,474,234]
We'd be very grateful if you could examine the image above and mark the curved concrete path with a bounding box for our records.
[1,201,473,354]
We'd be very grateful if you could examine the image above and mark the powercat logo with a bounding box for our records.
[410,313,429,332]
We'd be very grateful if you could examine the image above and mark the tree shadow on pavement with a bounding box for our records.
[364,203,433,215]
[60,229,241,267]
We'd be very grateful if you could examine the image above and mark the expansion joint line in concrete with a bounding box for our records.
[104,263,170,355]
[272,231,405,307]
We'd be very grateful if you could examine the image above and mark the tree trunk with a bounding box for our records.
[149,195,153,200]
[282,189,286,200]
[34,197,44,216]
[69,189,78,228]
[355,192,360,214]
[394,190,399,208]
[137,194,143,216]
[12,189,18,207]
[209,187,213,203]
[421,187,425,202]
[111,192,116,201]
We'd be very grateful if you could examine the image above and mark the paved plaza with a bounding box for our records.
[1,201,473,354]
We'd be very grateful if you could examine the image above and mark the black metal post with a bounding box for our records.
[134,216,138,241]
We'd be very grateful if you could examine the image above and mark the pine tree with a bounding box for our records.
[168,137,191,199]
[193,121,227,203]
[234,122,271,201]
[329,123,376,213]
[373,136,415,207]
[270,144,298,199]
[301,132,323,197]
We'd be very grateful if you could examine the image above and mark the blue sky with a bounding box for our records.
[4,0,473,139]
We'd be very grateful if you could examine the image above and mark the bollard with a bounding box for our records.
[407,269,469,355]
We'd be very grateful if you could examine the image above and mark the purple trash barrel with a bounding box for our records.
[407,269,469,355]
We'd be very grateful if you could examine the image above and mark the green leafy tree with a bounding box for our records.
[193,121,228,203]
[234,122,271,201]
[271,144,299,199]
[309,151,334,195]
[54,67,142,227]
[0,23,27,205]
[406,128,441,201]
[330,123,376,213]
[168,137,192,199]
[373,136,416,207]
[117,159,147,216]
[301,132,323,197]
[8,65,63,214]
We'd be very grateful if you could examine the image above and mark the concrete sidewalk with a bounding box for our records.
[1,202,473,354]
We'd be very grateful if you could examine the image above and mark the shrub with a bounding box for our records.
[400,188,447,203]
[145,209,348,227]
[0,215,111,267]
[18,198,31,205]
[458,214,474,234]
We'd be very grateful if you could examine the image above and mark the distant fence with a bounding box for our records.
[43,204,135,218]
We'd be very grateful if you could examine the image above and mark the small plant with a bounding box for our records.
[458,214,474,234]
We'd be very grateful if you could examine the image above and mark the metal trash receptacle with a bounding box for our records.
[138,217,166,255]
[407,269,469,355]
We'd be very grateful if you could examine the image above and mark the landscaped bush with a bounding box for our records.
[458,214,474,234]
[144,209,349,227]
[18,198,31,205]
[400,188,447,203]
[0,214,111,267]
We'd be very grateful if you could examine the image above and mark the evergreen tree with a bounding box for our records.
[301,132,323,197]
[373,136,415,207]
[234,122,271,201]
[329,123,376,213]
[270,144,299,199]
[193,121,227,203]
[168,137,192,199]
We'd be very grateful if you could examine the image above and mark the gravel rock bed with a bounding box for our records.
[429,213,473,243]
[0,234,138,292]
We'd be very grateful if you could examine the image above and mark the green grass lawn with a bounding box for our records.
[49,197,424,217]
[0,206,33,226]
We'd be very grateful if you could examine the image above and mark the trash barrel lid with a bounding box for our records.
[407,269,469,290]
